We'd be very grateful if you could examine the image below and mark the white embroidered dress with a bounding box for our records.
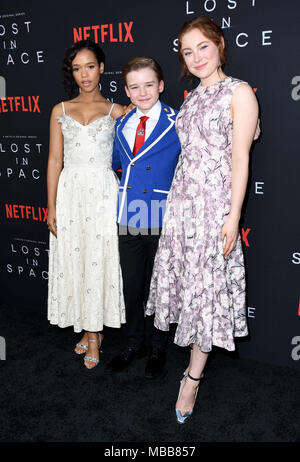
[48,102,125,332]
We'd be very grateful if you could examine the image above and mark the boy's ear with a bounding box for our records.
[159,80,164,93]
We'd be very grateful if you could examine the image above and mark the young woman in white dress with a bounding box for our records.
[47,40,127,369]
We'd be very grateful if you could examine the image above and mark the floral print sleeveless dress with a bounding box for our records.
[146,77,249,352]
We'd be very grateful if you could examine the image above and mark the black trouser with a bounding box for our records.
[118,227,168,352]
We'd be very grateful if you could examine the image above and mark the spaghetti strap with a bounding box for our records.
[108,103,114,116]
[61,101,65,115]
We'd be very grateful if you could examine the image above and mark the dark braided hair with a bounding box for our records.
[63,40,105,98]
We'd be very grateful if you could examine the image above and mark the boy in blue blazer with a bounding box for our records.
[106,57,181,378]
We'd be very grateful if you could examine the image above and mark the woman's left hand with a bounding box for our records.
[221,216,239,258]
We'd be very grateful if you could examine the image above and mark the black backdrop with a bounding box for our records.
[0,0,299,369]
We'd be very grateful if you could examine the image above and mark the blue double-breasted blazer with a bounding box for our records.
[112,101,181,229]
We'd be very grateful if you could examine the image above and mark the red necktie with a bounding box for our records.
[132,116,149,156]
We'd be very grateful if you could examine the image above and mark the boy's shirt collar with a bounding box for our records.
[136,100,162,121]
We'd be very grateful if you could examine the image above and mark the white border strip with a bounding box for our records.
[153,189,169,194]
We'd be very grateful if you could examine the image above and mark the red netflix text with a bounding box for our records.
[73,22,134,44]
[241,228,251,247]
[5,204,47,222]
[0,96,40,113]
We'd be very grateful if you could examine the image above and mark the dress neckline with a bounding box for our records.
[195,75,231,94]
[198,76,230,89]
[64,113,114,127]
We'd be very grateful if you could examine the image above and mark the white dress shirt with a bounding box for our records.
[122,100,162,152]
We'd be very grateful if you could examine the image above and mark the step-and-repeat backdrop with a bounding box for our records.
[0,0,299,369]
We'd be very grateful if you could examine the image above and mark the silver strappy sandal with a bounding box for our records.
[75,342,88,354]
[84,334,103,369]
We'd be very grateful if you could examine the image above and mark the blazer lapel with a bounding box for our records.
[116,109,136,160]
[134,104,175,159]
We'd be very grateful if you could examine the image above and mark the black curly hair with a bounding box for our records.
[63,40,105,98]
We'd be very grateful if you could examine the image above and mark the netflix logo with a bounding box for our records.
[5,204,47,222]
[0,96,40,113]
[73,21,134,44]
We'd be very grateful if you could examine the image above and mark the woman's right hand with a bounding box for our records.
[47,207,57,237]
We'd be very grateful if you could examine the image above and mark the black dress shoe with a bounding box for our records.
[105,346,147,373]
[145,349,166,379]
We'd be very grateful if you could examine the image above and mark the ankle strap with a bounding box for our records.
[187,372,202,381]
[88,333,102,343]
